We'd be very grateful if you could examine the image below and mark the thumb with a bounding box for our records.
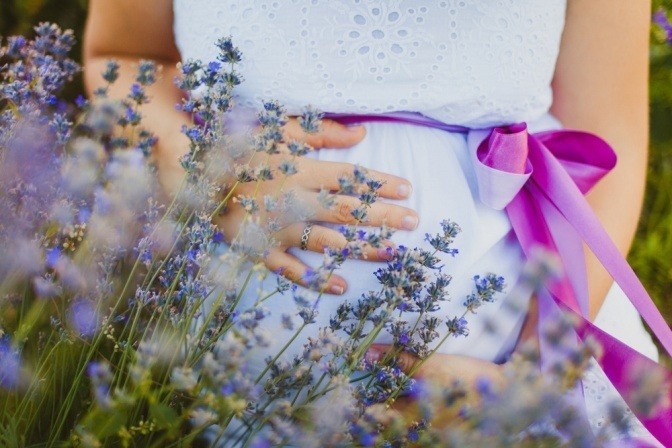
[366,344,421,374]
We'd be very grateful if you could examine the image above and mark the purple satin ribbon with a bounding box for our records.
[326,112,672,446]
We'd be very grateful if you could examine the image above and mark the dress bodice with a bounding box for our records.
[173,0,567,127]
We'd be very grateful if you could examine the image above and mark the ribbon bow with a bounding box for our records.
[327,112,672,446]
[474,123,672,446]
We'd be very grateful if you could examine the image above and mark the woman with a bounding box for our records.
[83,0,658,441]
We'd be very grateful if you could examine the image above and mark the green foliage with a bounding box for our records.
[0,0,87,37]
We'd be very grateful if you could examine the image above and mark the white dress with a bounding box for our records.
[173,0,659,441]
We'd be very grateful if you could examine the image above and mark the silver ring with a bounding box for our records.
[300,224,313,251]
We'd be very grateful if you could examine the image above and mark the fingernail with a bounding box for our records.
[402,215,419,230]
[397,183,412,198]
[346,124,364,133]
[329,284,345,295]
[377,247,394,260]
[365,347,382,363]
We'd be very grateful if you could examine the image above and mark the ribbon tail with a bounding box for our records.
[522,135,672,445]
[555,299,672,447]
[507,181,596,440]
[527,135,672,356]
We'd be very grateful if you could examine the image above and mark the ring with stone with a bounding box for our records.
[300,223,314,251]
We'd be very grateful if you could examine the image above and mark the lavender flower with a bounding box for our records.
[101,60,120,84]
[654,8,672,43]
[0,27,654,448]
[1,23,79,112]
[67,298,100,337]
[216,37,243,64]
[0,340,21,389]
[463,274,506,313]
[445,316,470,337]
[297,106,323,134]
[87,361,113,409]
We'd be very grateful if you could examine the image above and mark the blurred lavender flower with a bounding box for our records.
[172,366,199,391]
[87,361,113,409]
[0,121,61,240]
[68,298,99,337]
[61,137,106,198]
[0,238,43,282]
[33,274,62,298]
[624,361,672,418]
[0,25,655,448]
[654,8,672,43]
[0,340,21,389]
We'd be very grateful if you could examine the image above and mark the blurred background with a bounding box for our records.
[2,0,671,321]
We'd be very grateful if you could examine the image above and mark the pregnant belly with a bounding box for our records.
[233,121,530,373]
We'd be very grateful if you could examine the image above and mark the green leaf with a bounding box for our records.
[79,407,128,439]
[149,403,178,430]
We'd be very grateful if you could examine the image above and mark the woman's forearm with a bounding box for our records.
[83,57,191,194]
[582,135,648,319]
[551,0,651,319]
[83,0,190,195]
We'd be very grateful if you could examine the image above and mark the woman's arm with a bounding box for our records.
[551,0,651,319]
[84,0,190,194]
[84,0,192,195]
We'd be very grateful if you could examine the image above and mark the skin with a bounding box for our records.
[83,0,651,422]
[552,0,651,320]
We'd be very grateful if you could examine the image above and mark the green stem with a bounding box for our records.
[254,323,307,384]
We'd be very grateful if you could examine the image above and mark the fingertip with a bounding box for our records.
[396,182,412,199]
[328,122,366,147]
[376,246,396,261]
[346,124,367,143]
[365,346,383,363]
[328,277,347,295]
[401,215,419,231]
[345,124,366,136]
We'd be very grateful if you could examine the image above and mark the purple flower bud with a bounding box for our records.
[45,247,61,268]
[0,341,21,389]
[654,8,672,43]
[6,36,27,57]
[68,298,99,337]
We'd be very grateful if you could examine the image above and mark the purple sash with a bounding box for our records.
[327,112,672,446]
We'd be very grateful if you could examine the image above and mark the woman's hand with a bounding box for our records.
[214,118,418,295]
[84,0,419,295]
[366,344,505,427]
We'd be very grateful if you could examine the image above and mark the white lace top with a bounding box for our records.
[173,0,566,127]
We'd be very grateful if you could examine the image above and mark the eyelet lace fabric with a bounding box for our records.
[173,1,660,443]
[174,0,566,127]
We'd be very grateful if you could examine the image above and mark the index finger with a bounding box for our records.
[365,344,422,374]
[297,159,413,200]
